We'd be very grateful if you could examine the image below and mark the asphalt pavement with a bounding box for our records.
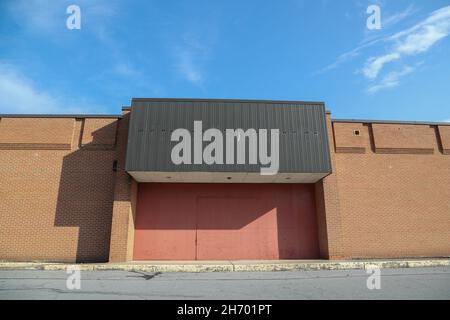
[0,267,449,300]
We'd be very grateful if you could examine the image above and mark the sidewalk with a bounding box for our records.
[1,258,449,272]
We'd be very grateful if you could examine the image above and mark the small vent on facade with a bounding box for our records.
[353,130,361,136]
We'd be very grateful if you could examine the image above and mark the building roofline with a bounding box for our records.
[131,97,326,105]
[0,114,122,119]
[2,111,447,127]
[333,118,450,126]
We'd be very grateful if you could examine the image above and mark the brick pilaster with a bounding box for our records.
[109,111,137,262]
[315,113,344,259]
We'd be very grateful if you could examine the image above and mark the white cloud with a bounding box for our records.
[363,6,450,80]
[317,5,417,74]
[367,65,414,94]
[6,0,119,36]
[113,62,139,77]
[318,5,450,95]
[363,53,400,79]
[6,0,60,34]
[316,36,383,75]
[173,33,210,86]
[4,0,141,101]
[0,63,104,114]
[176,51,203,85]
[382,4,416,29]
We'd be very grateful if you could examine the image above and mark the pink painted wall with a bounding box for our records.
[134,183,320,260]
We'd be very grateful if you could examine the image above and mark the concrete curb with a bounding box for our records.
[0,259,449,273]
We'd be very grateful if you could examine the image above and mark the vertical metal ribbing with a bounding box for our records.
[125,99,331,175]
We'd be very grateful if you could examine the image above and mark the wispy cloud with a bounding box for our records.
[4,0,146,102]
[0,63,104,114]
[363,53,400,80]
[6,0,60,34]
[382,4,417,28]
[363,6,450,80]
[113,62,139,78]
[315,41,371,74]
[5,0,136,80]
[176,52,203,85]
[173,33,211,87]
[317,5,417,74]
[318,5,450,93]
[367,65,414,94]
[6,0,119,37]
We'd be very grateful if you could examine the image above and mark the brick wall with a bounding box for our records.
[108,111,138,262]
[315,114,344,259]
[330,121,450,259]
[1,111,449,262]
[0,116,120,262]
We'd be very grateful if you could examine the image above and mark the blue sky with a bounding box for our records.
[0,0,449,122]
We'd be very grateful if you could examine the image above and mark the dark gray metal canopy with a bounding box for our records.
[125,98,331,183]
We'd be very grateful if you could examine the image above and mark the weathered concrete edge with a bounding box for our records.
[0,259,449,272]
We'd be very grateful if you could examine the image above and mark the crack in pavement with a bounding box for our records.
[126,271,162,280]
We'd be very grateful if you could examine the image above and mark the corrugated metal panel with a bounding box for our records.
[125,99,331,174]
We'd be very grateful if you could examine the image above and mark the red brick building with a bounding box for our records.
[0,98,449,263]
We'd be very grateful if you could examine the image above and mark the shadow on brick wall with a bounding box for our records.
[54,120,119,263]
